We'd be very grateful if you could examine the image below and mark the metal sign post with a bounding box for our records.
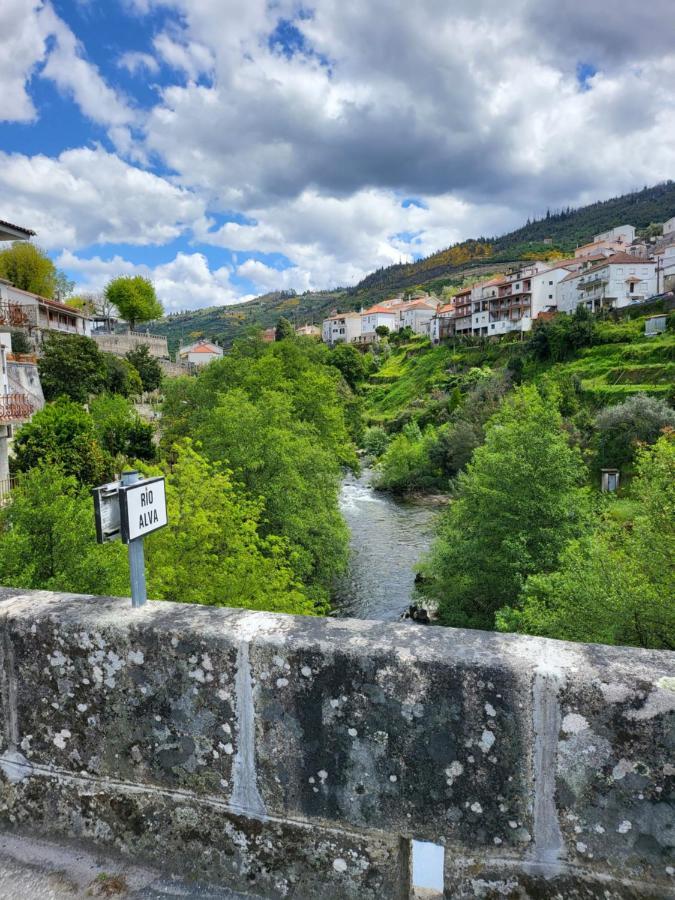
[92,470,168,608]
[122,471,147,608]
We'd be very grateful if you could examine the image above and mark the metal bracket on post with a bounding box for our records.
[121,470,147,608]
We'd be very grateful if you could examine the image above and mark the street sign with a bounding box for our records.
[119,475,167,544]
[93,480,122,543]
[92,471,168,608]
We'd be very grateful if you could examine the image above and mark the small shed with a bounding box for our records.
[645,314,667,336]
[601,469,620,493]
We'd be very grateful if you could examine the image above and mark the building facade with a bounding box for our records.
[322,312,362,345]
[557,253,657,313]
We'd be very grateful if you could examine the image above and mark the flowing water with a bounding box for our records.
[333,467,440,621]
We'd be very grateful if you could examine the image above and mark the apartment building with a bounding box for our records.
[557,252,657,313]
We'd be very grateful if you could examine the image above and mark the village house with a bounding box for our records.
[177,338,224,366]
[557,252,657,313]
[430,302,456,344]
[359,304,401,339]
[400,298,439,335]
[0,280,92,347]
[321,311,361,345]
[574,224,636,259]
[655,244,675,294]
[295,323,321,338]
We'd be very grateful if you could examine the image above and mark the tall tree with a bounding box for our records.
[420,385,589,629]
[126,344,162,392]
[506,433,675,650]
[145,443,313,613]
[0,464,129,595]
[104,276,163,331]
[0,242,71,299]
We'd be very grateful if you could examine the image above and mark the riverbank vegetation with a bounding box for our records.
[360,307,675,650]
[0,332,360,616]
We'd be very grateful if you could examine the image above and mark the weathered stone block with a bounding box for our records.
[248,622,533,848]
[442,851,675,899]
[0,768,409,899]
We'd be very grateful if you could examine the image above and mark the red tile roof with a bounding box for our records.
[363,305,400,315]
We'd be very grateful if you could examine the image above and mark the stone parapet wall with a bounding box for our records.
[91,332,169,359]
[0,588,672,899]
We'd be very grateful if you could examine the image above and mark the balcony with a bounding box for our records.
[0,392,33,423]
[0,302,31,329]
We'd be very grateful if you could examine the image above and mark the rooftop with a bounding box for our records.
[0,219,36,241]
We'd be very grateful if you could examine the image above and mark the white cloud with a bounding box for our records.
[58,250,249,312]
[39,3,134,129]
[118,51,160,76]
[153,32,214,81]
[2,0,675,311]
[0,0,50,122]
[0,147,204,250]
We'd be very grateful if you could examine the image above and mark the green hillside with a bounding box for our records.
[364,311,675,430]
[152,181,675,352]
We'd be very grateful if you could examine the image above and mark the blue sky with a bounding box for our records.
[1,1,673,311]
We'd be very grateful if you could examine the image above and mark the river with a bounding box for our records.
[332,467,440,621]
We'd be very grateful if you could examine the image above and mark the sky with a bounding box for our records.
[1,1,674,312]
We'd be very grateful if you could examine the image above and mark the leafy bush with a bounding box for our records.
[594,394,675,471]
[527,306,596,361]
[89,394,156,462]
[12,397,113,485]
[362,425,389,457]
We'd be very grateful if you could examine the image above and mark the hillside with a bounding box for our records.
[364,308,675,431]
[152,181,675,352]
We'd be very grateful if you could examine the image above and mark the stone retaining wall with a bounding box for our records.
[0,588,672,899]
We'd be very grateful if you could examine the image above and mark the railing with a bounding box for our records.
[0,393,33,423]
[0,302,31,329]
[0,476,16,499]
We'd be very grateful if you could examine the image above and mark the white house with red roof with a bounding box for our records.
[400,298,439,334]
[557,252,657,313]
[178,338,224,366]
[360,303,402,338]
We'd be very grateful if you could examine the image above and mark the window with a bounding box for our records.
[549,280,553,286]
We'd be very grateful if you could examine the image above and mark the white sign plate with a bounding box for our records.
[119,476,168,543]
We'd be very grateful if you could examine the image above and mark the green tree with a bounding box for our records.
[103,354,143,398]
[275,316,295,341]
[38,334,107,403]
[528,306,596,362]
[0,242,71,299]
[104,276,162,331]
[420,386,589,629]
[89,394,156,462]
[12,398,113,485]
[0,465,128,595]
[126,344,162,392]
[329,343,368,391]
[160,339,356,605]
[504,434,675,649]
[594,394,675,472]
[375,325,390,338]
[145,443,313,614]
